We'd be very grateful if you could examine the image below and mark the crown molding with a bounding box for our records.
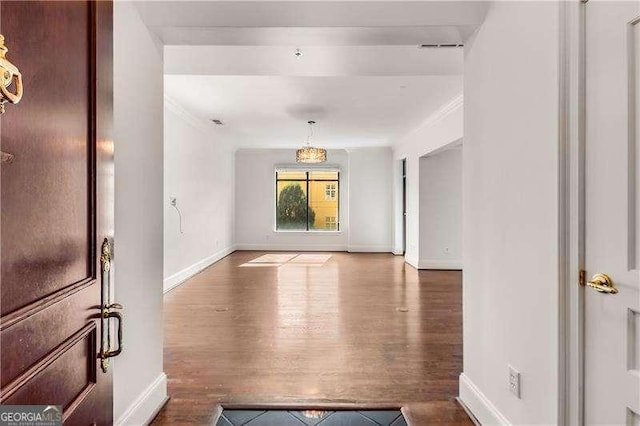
[394,93,463,149]
[422,93,463,128]
[164,94,216,133]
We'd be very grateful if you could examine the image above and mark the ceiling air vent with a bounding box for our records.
[418,44,463,49]
[211,119,224,125]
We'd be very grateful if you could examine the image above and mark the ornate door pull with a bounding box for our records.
[99,238,124,372]
[0,34,23,114]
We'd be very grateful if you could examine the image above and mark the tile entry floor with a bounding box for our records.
[216,410,407,426]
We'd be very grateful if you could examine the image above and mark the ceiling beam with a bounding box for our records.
[152,25,477,46]
[136,1,489,29]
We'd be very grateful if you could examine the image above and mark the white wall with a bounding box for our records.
[419,147,462,269]
[393,96,463,265]
[113,2,167,424]
[234,148,394,252]
[163,98,235,292]
[460,2,560,425]
[235,149,349,251]
[347,147,393,252]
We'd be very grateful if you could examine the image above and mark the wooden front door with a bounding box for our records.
[0,1,115,424]
[584,1,640,424]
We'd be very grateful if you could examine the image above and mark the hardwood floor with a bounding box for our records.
[152,252,471,425]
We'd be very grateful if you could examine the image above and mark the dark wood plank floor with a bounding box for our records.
[152,252,472,425]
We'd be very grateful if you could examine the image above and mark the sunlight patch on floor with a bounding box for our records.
[249,253,299,263]
[238,263,283,267]
[289,254,332,264]
[239,253,332,268]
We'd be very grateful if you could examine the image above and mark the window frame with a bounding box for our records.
[274,169,340,232]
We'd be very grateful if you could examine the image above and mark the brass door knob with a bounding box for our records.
[587,273,618,294]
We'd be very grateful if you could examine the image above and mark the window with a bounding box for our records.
[276,170,339,231]
[325,183,337,201]
[325,216,337,231]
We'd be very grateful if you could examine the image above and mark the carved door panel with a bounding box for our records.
[0,1,115,424]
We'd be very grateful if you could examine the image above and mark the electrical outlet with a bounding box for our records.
[508,365,521,399]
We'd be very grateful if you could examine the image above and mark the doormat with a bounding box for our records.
[216,409,407,426]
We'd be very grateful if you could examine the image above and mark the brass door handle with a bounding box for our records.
[586,273,618,294]
[0,34,23,114]
[99,238,124,372]
[106,303,123,310]
[101,309,123,359]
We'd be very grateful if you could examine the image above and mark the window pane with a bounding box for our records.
[308,180,339,231]
[277,171,307,180]
[309,171,338,180]
[276,181,308,230]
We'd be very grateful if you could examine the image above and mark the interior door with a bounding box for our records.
[585,1,640,424]
[0,1,116,424]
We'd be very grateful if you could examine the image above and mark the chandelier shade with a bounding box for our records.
[296,120,327,164]
[296,146,327,163]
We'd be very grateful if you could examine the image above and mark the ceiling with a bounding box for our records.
[165,75,462,148]
[164,45,463,77]
[140,1,485,149]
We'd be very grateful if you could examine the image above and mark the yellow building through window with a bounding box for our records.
[275,170,339,231]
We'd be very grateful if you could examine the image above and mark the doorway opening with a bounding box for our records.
[416,141,462,271]
[150,2,480,424]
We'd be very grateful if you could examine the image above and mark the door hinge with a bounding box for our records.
[579,269,586,286]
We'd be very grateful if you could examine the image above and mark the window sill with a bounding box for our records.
[273,230,342,236]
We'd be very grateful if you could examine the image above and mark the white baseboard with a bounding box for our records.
[116,372,169,426]
[459,373,510,426]
[235,244,347,252]
[347,245,392,253]
[404,256,419,269]
[418,259,463,270]
[392,250,404,256]
[163,245,235,293]
[456,397,481,426]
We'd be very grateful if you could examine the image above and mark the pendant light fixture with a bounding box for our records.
[296,120,327,164]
